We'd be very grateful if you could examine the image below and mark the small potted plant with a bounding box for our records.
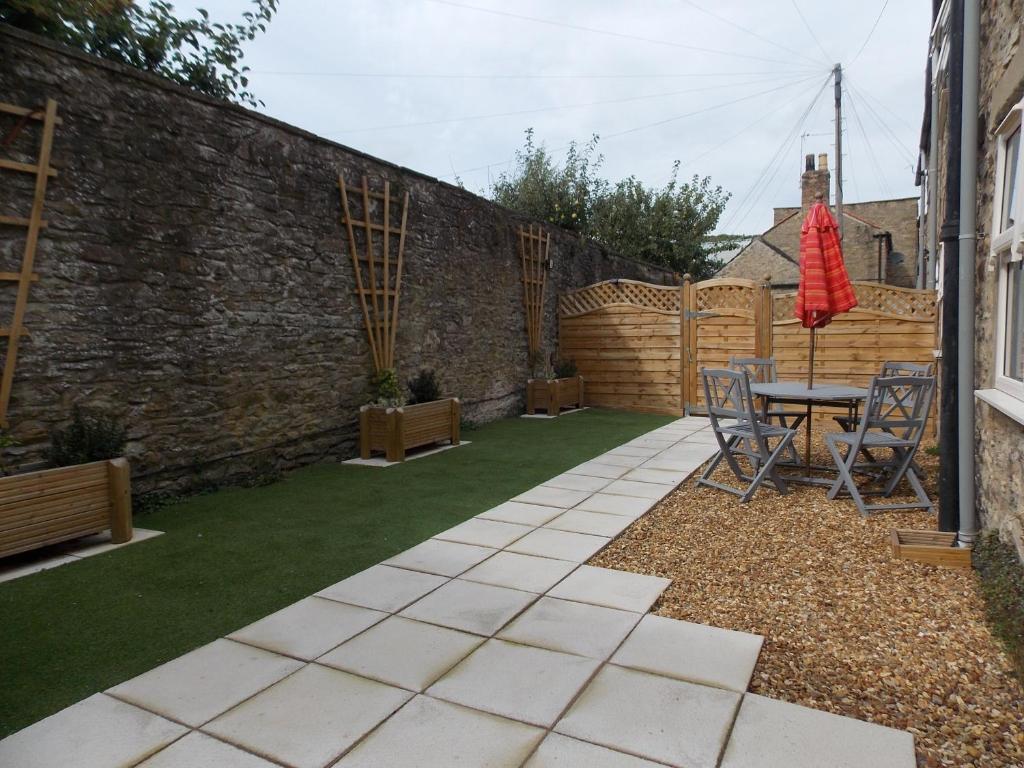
[526,355,585,415]
[0,407,133,558]
[359,368,460,462]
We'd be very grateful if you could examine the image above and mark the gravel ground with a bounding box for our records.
[590,437,1024,767]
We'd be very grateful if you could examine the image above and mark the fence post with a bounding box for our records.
[451,398,461,445]
[387,407,405,462]
[107,458,133,544]
[755,274,773,359]
[577,374,585,409]
[680,274,692,413]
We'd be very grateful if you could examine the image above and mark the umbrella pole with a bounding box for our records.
[805,325,815,470]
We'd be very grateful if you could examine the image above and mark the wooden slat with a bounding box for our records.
[0,272,39,282]
[0,158,57,177]
[0,102,64,123]
[0,215,48,228]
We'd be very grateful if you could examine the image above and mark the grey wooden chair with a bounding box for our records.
[730,356,804,464]
[833,361,934,432]
[698,368,797,503]
[825,375,936,516]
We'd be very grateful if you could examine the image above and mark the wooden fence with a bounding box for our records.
[558,278,937,417]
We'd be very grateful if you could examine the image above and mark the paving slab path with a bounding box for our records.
[0,418,916,768]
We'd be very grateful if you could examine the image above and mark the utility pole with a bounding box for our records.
[833,63,843,240]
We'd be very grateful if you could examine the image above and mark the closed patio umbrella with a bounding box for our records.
[795,200,858,388]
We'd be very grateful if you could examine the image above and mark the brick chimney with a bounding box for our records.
[801,152,831,209]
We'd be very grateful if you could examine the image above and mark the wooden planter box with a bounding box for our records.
[360,398,461,462]
[890,529,972,569]
[0,458,133,559]
[526,375,585,415]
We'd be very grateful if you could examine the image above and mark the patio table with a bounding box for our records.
[749,381,868,486]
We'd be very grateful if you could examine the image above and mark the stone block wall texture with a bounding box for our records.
[974,0,1024,560]
[0,27,674,495]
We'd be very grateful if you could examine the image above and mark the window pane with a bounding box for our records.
[1000,126,1020,233]
[1006,260,1024,382]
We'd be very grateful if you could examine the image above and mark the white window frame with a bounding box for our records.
[991,100,1024,402]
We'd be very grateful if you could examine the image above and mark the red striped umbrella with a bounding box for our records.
[795,201,858,387]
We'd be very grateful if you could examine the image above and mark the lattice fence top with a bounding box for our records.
[694,280,757,313]
[559,279,680,317]
[772,281,937,322]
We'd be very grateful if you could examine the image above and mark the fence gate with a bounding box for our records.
[682,277,772,414]
[559,280,683,415]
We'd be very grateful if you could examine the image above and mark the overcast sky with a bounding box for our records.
[180,0,930,234]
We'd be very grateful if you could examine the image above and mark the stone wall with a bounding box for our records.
[973,0,1024,560]
[0,26,674,495]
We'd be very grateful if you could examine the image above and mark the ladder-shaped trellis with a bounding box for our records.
[0,98,59,427]
[339,175,410,372]
[518,224,550,356]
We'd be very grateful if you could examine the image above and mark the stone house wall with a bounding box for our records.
[973,0,1024,560]
[0,26,674,495]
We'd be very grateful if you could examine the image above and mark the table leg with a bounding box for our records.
[804,403,812,470]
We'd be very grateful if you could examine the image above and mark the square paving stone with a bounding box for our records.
[719,693,916,768]
[624,438,678,450]
[574,493,655,518]
[434,518,534,548]
[204,664,411,768]
[525,733,664,767]
[477,501,565,526]
[137,732,277,767]
[547,566,670,613]
[335,695,543,767]
[460,551,578,593]
[611,615,763,692]
[588,453,647,468]
[506,528,610,562]
[384,539,497,577]
[0,694,186,768]
[605,445,661,458]
[428,639,600,727]
[555,666,740,768]
[513,486,593,509]
[621,468,689,486]
[108,639,303,727]
[565,461,631,479]
[319,616,483,691]
[316,564,448,613]
[541,473,613,492]
[639,456,707,473]
[498,596,641,659]
[601,479,672,500]
[228,597,386,660]
[399,578,537,635]
[545,509,634,538]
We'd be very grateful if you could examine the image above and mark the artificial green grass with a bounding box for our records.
[0,409,670,737]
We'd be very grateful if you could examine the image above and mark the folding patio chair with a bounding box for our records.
[730,356,804,463]
[825,375,936,516]
[698,368,797,503]
[833,361,934,432]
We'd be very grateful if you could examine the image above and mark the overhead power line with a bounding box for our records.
[329,73,809,135]
[679,0,824,69]
[845,79,916,164]
[789,0,833,66]
[424,0,809,67]
[441,75,820,180]
[849,0,890,67]
[721,73,833,231]
[253,68,820,80]
[844,84,893,196]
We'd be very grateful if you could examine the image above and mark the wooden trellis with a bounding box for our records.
[519,225,550,356]
[0,98,59,427]
[338,175,410,372]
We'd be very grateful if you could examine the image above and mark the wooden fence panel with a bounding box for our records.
[557,278,937,419]
[559,281,682,415]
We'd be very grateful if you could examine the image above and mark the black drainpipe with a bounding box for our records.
[938,0,963,533]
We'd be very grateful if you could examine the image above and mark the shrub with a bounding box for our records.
[47,407,128,467]
[407,368,442,405]
[369,368,404,407]
[553,359,578,379]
